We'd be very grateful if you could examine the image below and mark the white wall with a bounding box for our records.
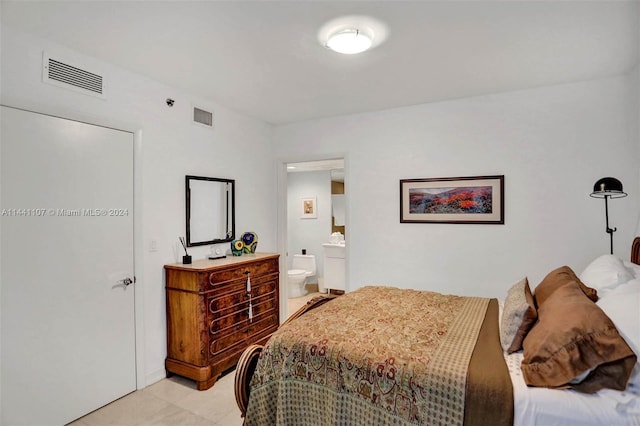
[287,170,332,279]
[0,26,277,385]
[274,74,640,298]
[634,63,640,235]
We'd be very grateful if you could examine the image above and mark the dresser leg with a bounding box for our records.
[197,373,221,390]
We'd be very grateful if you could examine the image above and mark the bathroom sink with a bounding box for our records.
[322,242,345,258]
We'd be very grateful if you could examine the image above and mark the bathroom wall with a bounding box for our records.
[287,170,332,282]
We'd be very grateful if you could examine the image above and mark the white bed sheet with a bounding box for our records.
[507,351,640,426]
[498,298,640,425]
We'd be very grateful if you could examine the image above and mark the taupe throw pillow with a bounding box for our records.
[534,266,598,307]
[522,279,636,393]
[500,278,537,354]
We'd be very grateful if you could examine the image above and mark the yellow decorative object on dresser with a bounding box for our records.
[164,253,280,390]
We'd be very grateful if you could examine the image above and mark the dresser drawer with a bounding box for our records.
[208,281,277,333]
[207,258,278,288]
[209,322,248,357]
[207,277,276,317]
[207,286,248,318]
[252,278,277,298]
[209,309,249,335]
[251,292,277,318]
[209,312,279,357]
[247,312,279,339]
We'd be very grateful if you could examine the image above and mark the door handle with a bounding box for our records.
[113,277,134,290]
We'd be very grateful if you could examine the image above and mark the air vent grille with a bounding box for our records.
[48,59,103,94]
[193,107,213,127]
[42,53,105,98]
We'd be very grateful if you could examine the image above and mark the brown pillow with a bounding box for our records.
[500,278,537,354]
[534,266,598,307]
[521,279,636,393]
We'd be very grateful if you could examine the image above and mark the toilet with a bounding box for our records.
[287,254,316,298]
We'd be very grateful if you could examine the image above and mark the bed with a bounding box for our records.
[235,238,640,425]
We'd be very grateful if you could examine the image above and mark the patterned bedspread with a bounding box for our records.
[245,286,493,426]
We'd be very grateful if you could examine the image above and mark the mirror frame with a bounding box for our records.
[185,175,235,247]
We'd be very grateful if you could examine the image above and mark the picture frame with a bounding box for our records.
[400,175,504,224]
[301,196,317,219]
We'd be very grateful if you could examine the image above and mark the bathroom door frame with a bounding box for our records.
[276,155,349,323]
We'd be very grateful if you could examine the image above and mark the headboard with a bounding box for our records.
[632,237,640,265]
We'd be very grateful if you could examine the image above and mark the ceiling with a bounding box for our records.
[2,1,639,125]
[287,158,345,181]
[287,159,344,172]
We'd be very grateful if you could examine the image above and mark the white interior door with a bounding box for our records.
[1,106,136,425]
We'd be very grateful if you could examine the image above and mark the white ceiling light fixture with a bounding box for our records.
[319,15,388,55]
[326,28,373,54]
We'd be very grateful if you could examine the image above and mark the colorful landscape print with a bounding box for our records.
[409,186,493,214]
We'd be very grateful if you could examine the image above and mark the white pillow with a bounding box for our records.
[597,279,640,394]
[623,260,640,278]
[579,254,634,292]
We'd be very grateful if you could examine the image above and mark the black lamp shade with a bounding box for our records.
[590,177,627,199]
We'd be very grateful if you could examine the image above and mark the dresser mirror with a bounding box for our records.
[185,175,235,246]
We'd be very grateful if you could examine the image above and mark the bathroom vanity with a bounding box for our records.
[322,242,346,292]
[164,253,279,390]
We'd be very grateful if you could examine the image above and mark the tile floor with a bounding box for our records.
[69,291,323,426]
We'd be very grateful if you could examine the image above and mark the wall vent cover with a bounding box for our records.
[193,107,214,128]
[42,53,106,99]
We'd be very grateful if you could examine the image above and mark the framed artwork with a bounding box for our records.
[301,196,317,219]
[400,175,504,224]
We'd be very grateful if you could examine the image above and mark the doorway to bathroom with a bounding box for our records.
[282,158,346,318]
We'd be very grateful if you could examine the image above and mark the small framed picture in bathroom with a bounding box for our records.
[301,196,317,219]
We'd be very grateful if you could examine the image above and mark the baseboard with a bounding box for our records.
[143,368,168,389]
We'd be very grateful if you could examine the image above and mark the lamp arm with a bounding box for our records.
[604,195,617,232]
[604,195,616,254]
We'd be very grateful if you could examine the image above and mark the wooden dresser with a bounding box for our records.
[164,253,280,390]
